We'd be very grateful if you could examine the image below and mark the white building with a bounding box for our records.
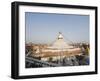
[40,32,81,61]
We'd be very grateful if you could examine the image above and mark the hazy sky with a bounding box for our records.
[25,12,89,44]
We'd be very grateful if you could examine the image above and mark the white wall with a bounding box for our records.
[0,0,99,81]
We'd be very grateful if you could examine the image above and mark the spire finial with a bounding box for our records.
[59,32,61,34]
[58,32,63,39]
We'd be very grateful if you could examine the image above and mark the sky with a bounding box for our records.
[25,12,89,44]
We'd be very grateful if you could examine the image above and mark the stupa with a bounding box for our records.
[40,32,82,61]
[47,32,73,50]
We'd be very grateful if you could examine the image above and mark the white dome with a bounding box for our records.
[47,32,73,49]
